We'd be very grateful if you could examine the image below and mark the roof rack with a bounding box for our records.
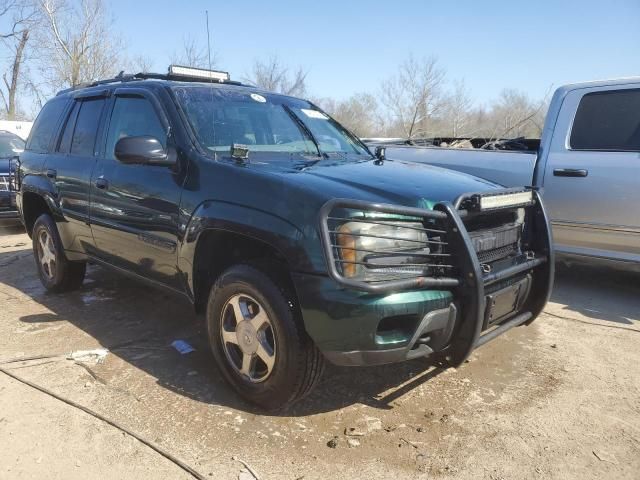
[56,65,244,96]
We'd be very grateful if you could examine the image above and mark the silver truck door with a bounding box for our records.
[540,85,640,263]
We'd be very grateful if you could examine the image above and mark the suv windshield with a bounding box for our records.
[0,134,25,158]
[172,86,370,159]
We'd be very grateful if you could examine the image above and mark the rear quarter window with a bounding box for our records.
[570,88,640,151]
[26,97,69,154]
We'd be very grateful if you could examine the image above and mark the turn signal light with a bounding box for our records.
[336,223,357,278]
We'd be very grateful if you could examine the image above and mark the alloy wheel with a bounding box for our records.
[37,229,56,279]
[220,293,276,383]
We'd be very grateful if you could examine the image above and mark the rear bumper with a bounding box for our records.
[300,188,554,367]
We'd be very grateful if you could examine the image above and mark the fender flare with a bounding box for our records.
[19,174,62,224]
[177,199,321,298]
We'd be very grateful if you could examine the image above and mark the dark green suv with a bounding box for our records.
[16,66,554,410]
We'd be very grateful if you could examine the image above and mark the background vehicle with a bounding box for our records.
[17,66,553,409]
[0,130,24,227]
[370,78,640,267]
[0,120,33,141]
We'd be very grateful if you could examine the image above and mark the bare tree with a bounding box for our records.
[0,0,39,119]
[170,35,217,69]
[311,96,336,116]
[129,54,154,73]
[381,55,445,140]
[244,55,307,97]
[319,93,383,138]
[440,79,474,137]
[484,88,549,139]
[36,0,123,90]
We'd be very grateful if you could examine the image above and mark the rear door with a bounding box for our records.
[42,94,106,254]
[89,88,184,289]
[541,85,640,262]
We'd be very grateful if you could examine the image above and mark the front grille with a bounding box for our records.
[463,209,517,231]
[477,243,519,263]
[465,215,523,265]
[0,175,9,192]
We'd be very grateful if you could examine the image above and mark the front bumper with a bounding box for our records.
[0,192,20,226]
[299,188,554,366]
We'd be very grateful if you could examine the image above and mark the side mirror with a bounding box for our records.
[114,136,175,167]
[374,146,386,162]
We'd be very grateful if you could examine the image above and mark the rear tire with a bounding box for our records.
[32,214,86,292]
[206,264,324,411]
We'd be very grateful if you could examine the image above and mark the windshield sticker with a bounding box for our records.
[301,109,328,120]
[250,93,267,103]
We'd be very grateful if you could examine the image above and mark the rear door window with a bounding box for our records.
[26,97,68,154]
[570,89,640,151]
[70,98,106,156]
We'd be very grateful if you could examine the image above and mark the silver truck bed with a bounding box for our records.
[380,145,537,188]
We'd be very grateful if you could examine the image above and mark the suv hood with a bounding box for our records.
[269,158,502,208]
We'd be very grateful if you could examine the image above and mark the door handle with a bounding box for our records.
[46,169,57,179]
[95,178,109,190]
[553,168,588,178]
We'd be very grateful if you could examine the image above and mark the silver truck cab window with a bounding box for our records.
[570,89,640,151]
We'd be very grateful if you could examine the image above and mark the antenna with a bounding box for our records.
[205,10,217,156]
[205,10,213,77]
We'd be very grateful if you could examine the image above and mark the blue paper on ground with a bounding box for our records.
[171,340,195,354]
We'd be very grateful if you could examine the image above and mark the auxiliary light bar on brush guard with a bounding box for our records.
[458,188,534,212]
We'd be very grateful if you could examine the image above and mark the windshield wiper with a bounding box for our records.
[283,105,328,160]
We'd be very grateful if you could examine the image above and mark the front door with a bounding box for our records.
[541,86,640,262]
[89,89,185,289]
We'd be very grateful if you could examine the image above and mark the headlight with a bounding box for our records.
[335,220,436,280]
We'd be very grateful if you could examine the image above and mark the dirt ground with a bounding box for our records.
[1,225,638,480]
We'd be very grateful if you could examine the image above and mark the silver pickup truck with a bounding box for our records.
[374,78,640,267]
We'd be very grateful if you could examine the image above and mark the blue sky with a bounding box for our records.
[108,0,640,105]
[8,0,640,108]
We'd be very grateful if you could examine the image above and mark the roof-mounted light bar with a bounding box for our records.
[168,65,230,82]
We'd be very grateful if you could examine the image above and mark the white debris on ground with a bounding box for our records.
[67,348,109,365]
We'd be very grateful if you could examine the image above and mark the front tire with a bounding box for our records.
[206,264,324,411]
[32,214,86,292]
